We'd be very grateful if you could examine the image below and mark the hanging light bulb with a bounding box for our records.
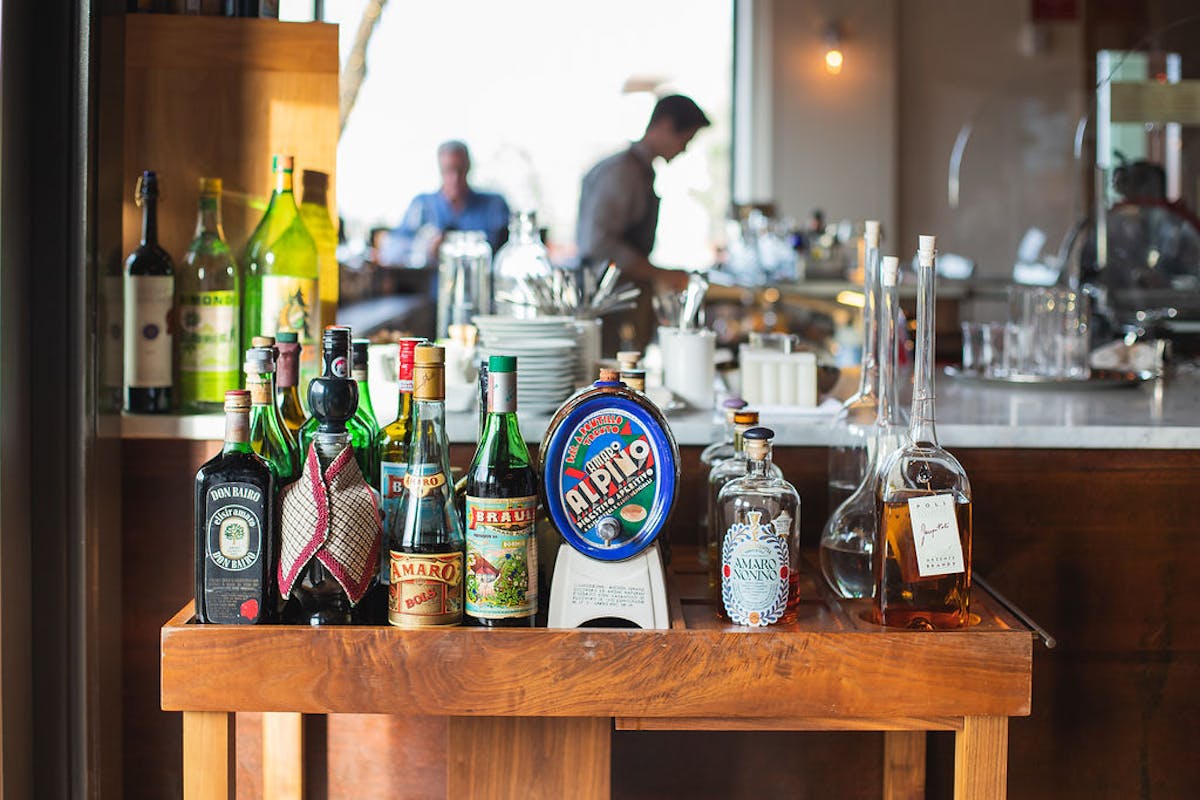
[824,22,844,75]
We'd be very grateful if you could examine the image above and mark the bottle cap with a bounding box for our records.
[597,367,621,383]
[881,256,900,287]
[224,390,251,412]
[352,338,370,368]
[414,343,445,365]
[743,426,774,441]
[743,427,774,459]
[275,330,298,344]
[272,154,295,173]
[918,234,936,266]
[252,335,276,348]
[302,169,329,193]
[489,355,517,373]
[135,171,159,203]
[397,337,422,384]
[199,177,222,194]
[733,410,759,426]
[864,220,881,248]
[721,396,748,410]
[243,347,275,374]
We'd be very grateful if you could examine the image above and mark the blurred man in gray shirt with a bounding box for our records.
[577,94,710,349]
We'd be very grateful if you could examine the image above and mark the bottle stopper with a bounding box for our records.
[598,367,621,383]
[918,234,936,266]
[881,256,900,287]
[616,351,642,370]
[223,390,251,412]
[742,426,775,459]
[864,220,881,249]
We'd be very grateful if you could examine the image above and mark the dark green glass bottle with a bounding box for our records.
[464,356,538,627]
[124,170,175,413]
[245,346,300,484]
[351,338,380,478]
[194,390,274,624]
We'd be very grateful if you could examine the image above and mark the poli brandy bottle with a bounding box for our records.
[194,390,274,624]
[464,356,538,627]
[875,236,973,629]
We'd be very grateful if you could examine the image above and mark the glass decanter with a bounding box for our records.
[826,221,882,512]
[820,254,906,599]
[716,427,801,623]
[875,236,972,630]
[491,210,553,319]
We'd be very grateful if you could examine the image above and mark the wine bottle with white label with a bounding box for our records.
[875,235,972,629]
[124,170,175,413]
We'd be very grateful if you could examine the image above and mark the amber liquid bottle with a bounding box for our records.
[875,236,972,629]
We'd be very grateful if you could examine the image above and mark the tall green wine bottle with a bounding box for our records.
[464,356,538,627]
[242,155,320,389]
[351,338,380,435]
[299,169,338,329]
[176,177,240,412]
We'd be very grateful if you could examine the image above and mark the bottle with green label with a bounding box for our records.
[242,155,320,389]
[464,356,538,627]
[176,177,240,412]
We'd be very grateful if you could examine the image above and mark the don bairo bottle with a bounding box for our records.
[464,356,538,627]
[194,390,274,624]
[388,344,466,627]
[875,235,972,629]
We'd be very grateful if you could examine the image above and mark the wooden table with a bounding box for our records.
[161,554,1033,799]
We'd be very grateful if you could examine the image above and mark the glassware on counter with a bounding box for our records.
[436,230,493,339]
[875,236,973,630]
[819,255,905,600]
[827,221,882,511]
[1000,286,1091,380]
[492,210,553,319]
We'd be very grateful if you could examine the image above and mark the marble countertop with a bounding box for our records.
[118,368,1200,450]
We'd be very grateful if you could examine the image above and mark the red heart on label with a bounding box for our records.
[240,598,259,620]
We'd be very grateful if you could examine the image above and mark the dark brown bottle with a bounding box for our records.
[194,390,275,624]
[124,170,175,413]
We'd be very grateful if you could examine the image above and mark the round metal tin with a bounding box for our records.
[541,386,678,561]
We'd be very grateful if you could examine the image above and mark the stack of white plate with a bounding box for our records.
[473,316,580,412]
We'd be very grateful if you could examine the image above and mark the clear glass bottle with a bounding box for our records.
[242,155,320,388]
[700,397,749,469]
[437,230,494,338]
[274,330,306,441]
[717,427,801,625]
[706,409,781,594]
[176,177,240,412]
[388,344,465,627]
[124,170,175,413]
[491,210,553,318]
[827,220,882,511]
[193,390,274,624]
[875,236,972,630]
[820,255,906,599]
[464,356,538,627]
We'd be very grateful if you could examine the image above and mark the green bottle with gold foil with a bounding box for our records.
[242,155,320,390]
[176,177,240,412]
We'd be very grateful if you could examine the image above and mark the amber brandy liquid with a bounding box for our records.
[876,493,971,629]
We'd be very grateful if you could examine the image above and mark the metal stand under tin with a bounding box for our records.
[547,542,669,629]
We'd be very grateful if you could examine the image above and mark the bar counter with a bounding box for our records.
[118,368,1199,449]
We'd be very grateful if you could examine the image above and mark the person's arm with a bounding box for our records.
[577,165,687,291]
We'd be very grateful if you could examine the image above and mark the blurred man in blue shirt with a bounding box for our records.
[384,140,511,267]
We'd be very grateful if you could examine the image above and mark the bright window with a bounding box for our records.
[313,0,732,269]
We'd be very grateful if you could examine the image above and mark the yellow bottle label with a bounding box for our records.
[388,550,463,627]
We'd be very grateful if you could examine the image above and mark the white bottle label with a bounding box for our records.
[720,510,788,627]
[908,494,966,577]
[124,274,174,388]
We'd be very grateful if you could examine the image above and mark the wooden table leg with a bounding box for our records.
[183,711,235,800]
[448,717,611,800]
[954,716,1008,800]
[883,730,926,800]
[263,712,305,800]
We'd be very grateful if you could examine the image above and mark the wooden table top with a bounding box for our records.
[162,550,1032,721]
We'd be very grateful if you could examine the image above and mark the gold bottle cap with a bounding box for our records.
[413,344,446,401]
[733,410,759,426]
[199,177,222,194]
[252,335,276,348]
[414,344,445,365]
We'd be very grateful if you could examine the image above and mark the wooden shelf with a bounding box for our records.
[161,549,1032,799]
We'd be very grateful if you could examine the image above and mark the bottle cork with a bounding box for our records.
[881,256,900,286]
[864,220,881,249]
[598,367,621,383]
[413,344,445,401]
